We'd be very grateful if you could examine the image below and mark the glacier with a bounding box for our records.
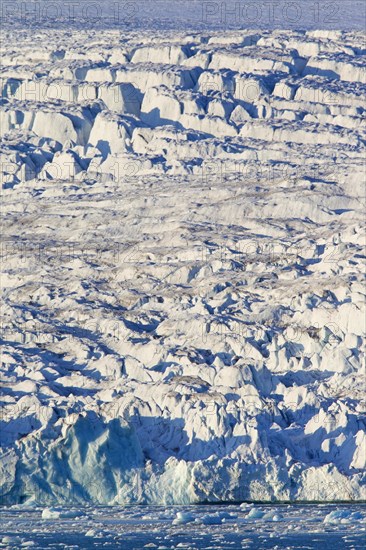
[0,26,365,506]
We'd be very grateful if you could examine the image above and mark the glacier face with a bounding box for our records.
[0,28,365,505]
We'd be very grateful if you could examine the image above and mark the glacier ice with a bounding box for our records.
[0,28,365,505]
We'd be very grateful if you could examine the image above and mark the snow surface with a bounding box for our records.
[0,28,365,506]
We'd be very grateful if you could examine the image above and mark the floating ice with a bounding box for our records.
[324,509,364,524]
[41,508,85,519]
[172,511,195,525]
[246,508,266,519]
